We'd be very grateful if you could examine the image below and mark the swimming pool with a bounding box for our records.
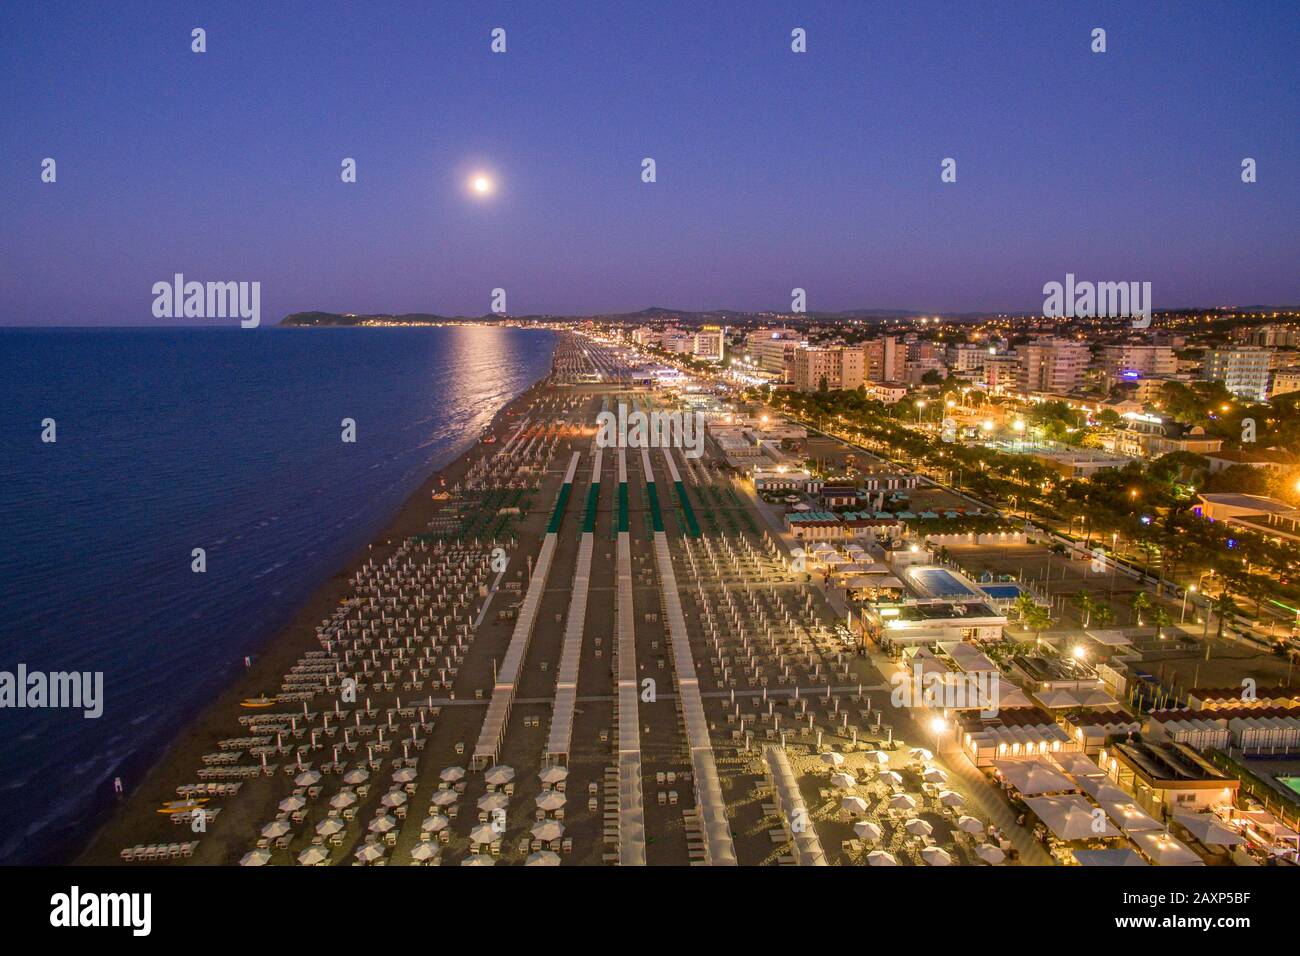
[1278,776,1300,798]
[980,584,1029,601]
[909,567,976,598]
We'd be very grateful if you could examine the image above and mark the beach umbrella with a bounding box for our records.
[939,790,964,807]
[316,817,345,836]
[879,771,903,786]
[921,846,953,866]
[470,823,499,845]
[330,790,357,809]
[478,792,509,812]
[538,766,569,784]
[343,769,369,785]
[905,818,933,837]
[410,842,439,862]
[440,766,466,782]
[536,791,567,812]
[854,821,883,843]
[525,850,561,866]
[421,814,449,833]
[261,820,292,838]
[354,843,385,863]
[957,816,984,834]
[975,844,1006,865]
[239,849,272,867]
[1174,812,1244,847]
[888,793,917,811]
[909,747,934,762]
[866,850,898,866]
[368,814,397,834]
[531,820,564,842]
[841,795,869,814]
[922,767,947,784]
[278,795,307,813]
[297,846,329,866]
[864,750,890,765]
[819,752,845,767]
[461,854,495,866]
[295,770,322,787]
[392,768,417,784]
[484,765,515,786]
[830,772,856,790]
[431,790,458,807]
[380,789,408,808]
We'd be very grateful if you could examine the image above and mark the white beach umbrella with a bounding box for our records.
[330,790,357,809]
[410,842,439,862]
[531,820,564,842]
[538,766,569,784]
[525,850,561,866]
[866,850,898,866]
[316,817,345,836]
[368,814,397,834]
[905,818,933,837]
[354,843,385,863]
[261,820,292,838]
[921,846,953,866]
[440,766,466,782]
[922,767,947,784]
[343,768,369,785]
[864,750,891,765]
[819,752,845,767]
[909,747,934,762]
[830,772,856,790]
[841,795,869,814]
[422,814,449,833]
[957,815,984,834]
[470,823,499,845]
[975,844,1006,865]
[431,789,458,807]
[239,849,272,867]
[879,770,903,786]
[478,792,509,812]
[297,846,329,866]
[888,793,917,811]
[295,770,322,787]
[392,768,417,784]
[536,791,567,812]
[854,821,883,843]
[484,765,515,786]
[939,790,964,807]
[278,795,307,813]
[461,854,495,866]
[380,789,408,808]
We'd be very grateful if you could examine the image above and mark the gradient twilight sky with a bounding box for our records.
[2,1,1297,326]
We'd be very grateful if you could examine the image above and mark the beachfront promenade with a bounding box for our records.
[89,335,1046,867]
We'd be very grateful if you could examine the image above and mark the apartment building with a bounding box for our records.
[1202,347,1275,402]
[1015,338,1090,394]
[863,336,906,383]
[792,346,865,392]
[1102,343,1176,384]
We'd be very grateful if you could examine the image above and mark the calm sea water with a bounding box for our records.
[0,326,556,864]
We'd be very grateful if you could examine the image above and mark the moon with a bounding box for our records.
[470,174,493,196]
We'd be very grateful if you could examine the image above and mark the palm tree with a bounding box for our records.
[1072,591,1097,627]
[1150,606,1172,639]
[1014,592,1038,625]
[1023,604,1054,645]
[1211,590,1239,640]
[1130,591,1152,627]
[1092,603,1116,629]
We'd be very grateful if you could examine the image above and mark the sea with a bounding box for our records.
[0,325,557,864]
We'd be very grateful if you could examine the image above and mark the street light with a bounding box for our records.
[1181,585,1197,623]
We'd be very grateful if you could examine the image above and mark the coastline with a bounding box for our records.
[74,353,558,866]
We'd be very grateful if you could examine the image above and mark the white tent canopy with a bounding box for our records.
[1023,794,1120,841]
[1174,812,1244,847]
[993,758,1076,796]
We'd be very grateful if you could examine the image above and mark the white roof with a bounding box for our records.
[1024,794,1120,840]
[993,757,1076,795]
